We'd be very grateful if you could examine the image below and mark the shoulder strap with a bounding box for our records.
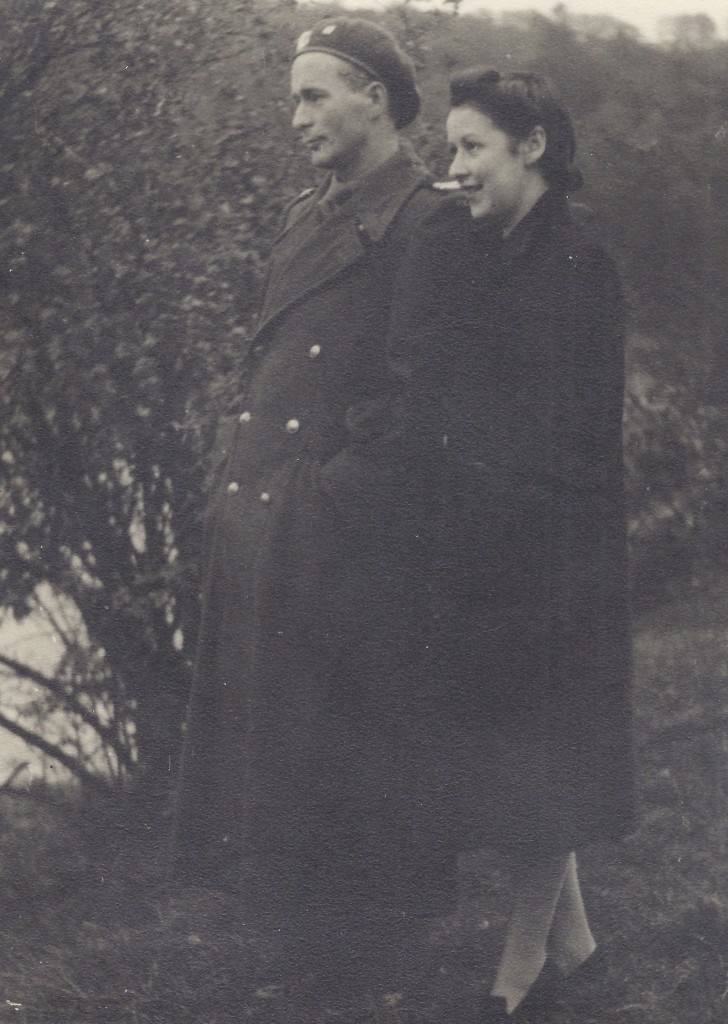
[275,186,317,237]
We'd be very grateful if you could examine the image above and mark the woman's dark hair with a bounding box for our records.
[449,68,583,192]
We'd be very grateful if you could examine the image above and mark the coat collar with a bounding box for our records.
[343,146,431,244]
[498,188,571,264]
[255,148,430,337]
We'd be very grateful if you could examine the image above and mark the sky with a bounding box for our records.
[469,0,725,39]
[309,0,726,42]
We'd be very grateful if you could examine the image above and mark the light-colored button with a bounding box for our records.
[309,344,321,358]
[260,491,271,504]
[227,481,240,495]
[285,418,300,434]
[239,411,251,423]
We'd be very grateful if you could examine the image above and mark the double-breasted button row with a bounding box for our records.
[227,481,271,504]
[250,341,318,359]
[227,406,299,505]
[239,411,300,435]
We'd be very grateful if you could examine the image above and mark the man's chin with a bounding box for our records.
[305,145,329,166]
[307,147,333,169]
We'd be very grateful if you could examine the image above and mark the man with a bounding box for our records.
[173,16,446,989]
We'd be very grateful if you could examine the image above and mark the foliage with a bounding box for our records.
[0,0,303,807]
[0,0,726,796]
[625,339,728,602]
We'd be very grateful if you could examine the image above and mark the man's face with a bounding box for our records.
[291,52,375,181]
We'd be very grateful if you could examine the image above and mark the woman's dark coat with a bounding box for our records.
[389,189,634,854]
[173,151,448,903]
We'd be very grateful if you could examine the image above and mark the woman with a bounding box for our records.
[389,70,634,1020]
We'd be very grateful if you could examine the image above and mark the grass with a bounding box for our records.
[2,573,728,1022]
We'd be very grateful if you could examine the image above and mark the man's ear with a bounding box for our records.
[364,80,389,120]
[523,125,546,166]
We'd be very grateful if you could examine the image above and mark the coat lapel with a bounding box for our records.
[254,150,429,338]
[256,213,366,332]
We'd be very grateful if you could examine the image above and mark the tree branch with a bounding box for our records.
[0,652,134,771]
[0,761,30,792]
[0,710,112,793]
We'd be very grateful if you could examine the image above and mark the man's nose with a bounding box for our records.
[291,102,311,129]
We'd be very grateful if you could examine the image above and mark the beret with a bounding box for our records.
[294,17,420,129]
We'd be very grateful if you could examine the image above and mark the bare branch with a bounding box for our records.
[0,709,112,793]
[0,761,30,791]
[0,653,134,770]
[29,588,80,649]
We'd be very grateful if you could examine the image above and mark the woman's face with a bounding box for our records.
[446,105,543,230]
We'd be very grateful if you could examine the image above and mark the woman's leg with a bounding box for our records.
[490,850,569,1013]
[546,851,596,976]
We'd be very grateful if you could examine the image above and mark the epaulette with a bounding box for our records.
[291,186,316,205]
[283,187,316,216]
[278,186,318,236]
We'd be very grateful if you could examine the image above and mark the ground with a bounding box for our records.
[1,573,728,1023]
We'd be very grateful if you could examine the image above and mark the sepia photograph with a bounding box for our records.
[0,0,726,1020]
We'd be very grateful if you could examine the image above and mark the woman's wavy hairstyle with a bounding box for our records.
[449,68,583,193]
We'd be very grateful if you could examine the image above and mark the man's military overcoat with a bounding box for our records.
[174,151,445,889]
